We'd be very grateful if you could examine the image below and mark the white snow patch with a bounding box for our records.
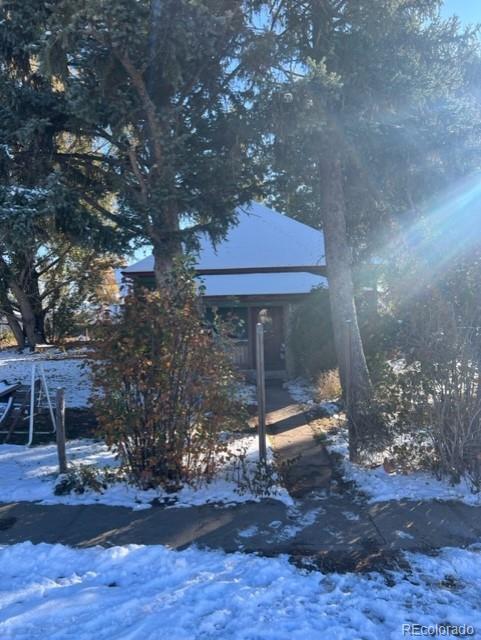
[1,542,481,639]
[274,505,325,541]
[285,379,317,405]
[234,382,257,405]
[237,525,259,539]
[285,379,339,415]
[0,436,292,510]
[0,349,91,408]
[396,530,415,540]
[328,427,481,506]
[342,511,360,522]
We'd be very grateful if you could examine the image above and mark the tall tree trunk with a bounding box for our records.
[152,235,182,288]
[5,310,25,349]
[9,282,45,349]
[0,284,25,348]
[319,146,374,461]
[151,204,182,288]
[0,258,46,348]
[25,269,47,344]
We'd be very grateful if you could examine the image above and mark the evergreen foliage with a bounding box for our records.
[44,0,267,285]
[0,1,128,347]
[255,0,481,458]
[287,287,337,378]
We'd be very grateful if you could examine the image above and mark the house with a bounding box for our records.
[122,202,326,378]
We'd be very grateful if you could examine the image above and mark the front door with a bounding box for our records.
[251,306,285,370]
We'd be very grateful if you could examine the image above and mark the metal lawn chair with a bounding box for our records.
[0,381,21,428]
[0,364,56,446]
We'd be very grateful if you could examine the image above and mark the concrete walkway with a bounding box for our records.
[265,384,333,497]
[2,494,481,571]
[1,385,481,571]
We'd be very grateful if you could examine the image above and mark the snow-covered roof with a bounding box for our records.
[123,202,325,274]
[198,272,326,297]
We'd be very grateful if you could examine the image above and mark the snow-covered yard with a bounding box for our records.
[0,348,291,509]
[328,428,481,506]
[0,349,258,412]
[287,377,481,507]
[0,349,91,409]
[0,541,480,639]
[0,437,291,510]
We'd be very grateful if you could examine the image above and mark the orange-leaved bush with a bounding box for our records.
[90,265,244,490]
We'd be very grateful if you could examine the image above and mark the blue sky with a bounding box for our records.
[441,0,481,24]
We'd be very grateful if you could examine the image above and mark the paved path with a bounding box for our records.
[264,384,333,497]
[2,494,481,571]
[1,384,480,571]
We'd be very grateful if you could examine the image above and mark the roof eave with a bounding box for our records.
[122,264,327,278]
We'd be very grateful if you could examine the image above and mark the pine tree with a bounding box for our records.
[258,0,481,459]
[0,1,127,348]
[44,0,266,287]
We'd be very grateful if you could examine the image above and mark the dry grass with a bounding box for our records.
[0,332,17,349]
[314,369,342,402]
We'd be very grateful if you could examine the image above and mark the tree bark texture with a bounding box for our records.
[319,146,374,461]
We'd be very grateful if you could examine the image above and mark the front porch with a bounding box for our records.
[205,300,295,379]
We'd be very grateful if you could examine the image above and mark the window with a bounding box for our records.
[205,307,248,340]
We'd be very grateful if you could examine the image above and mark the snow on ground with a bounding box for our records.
[234,382,257,406]
[288,378,481,506]
[285,378,317,405]
[234,503,327,547]
[328,427,481,506]
[0,348,292,509]
[0,437,292,510]
[285,378,339,415]
[0,349,91,408]
[0,350,259,410]
[0,542,480,639]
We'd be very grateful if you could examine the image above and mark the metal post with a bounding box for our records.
[56,387,67,474]
[27,364,36,447]
[345,319,357,461]
[256,322,267,463]
[344,319,352,413]
[39,363,56,432]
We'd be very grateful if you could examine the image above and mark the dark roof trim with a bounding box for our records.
[121,265,326,278]
[196,266,326,276]
[201,293,311,305]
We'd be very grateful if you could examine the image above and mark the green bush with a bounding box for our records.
[54,464,119,495]
[287,284,393,382]
[287,286,337,378]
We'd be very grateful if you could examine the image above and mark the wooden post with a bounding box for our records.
[56,387,67,474]
[256,322,267,463]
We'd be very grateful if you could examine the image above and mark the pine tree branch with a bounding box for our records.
[36,245,73,278]
[112,50,164,171]
[78,194,140,235]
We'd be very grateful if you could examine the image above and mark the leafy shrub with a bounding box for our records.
[378,285,481,488]
[227,443,283,497]
[287,285,388,381]
[287,287,337,378]
[90,263,245,490]
[54,464,119,495]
